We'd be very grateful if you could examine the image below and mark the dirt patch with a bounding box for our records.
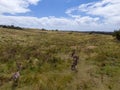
[86,46,97,50]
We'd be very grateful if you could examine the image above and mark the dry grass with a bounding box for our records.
[0,28,120,90]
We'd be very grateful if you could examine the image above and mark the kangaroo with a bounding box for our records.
[71,55,79,71]
[11,62,21,87]
[10,70,20,90]
[71,50,79,72]
[12,71,20,82]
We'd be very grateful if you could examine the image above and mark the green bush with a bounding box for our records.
[113,29,120,40]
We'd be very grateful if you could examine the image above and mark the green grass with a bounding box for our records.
[0,28,120,90]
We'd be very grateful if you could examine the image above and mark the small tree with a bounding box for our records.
[113,29,120,41]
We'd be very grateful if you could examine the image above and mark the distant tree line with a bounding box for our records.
[87,29,120,41]
[83,30,120,41]
[88,31,113,35]
[66,31,113,35]
[41,28,59,31]
[0,25,23,30]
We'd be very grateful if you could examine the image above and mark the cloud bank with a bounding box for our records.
[0,0,40,14]
[0,0,120,31]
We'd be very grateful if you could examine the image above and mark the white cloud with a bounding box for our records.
[27,0,40,5]
[65,0,120,31]
[66,0,120,17]
[80,0,120,17]
[0,0,40,14]
[0,15,116,31]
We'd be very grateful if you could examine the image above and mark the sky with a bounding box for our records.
[0,0,120,31]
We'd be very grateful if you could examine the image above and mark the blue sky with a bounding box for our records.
[0,0,120,31]
[29,0,99,17]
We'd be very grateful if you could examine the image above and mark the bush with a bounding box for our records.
[0,25,23,30]
[113,29,120,41]
[41,28,47,31]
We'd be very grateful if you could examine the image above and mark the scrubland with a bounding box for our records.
[0,28,120,90]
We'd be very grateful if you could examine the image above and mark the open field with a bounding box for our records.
[0,28,120,90]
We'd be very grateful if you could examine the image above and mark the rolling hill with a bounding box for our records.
[0,27,120,90]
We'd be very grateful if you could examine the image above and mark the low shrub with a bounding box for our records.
[113,29,120,41]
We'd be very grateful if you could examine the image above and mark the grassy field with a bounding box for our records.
[0,28,120,90]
